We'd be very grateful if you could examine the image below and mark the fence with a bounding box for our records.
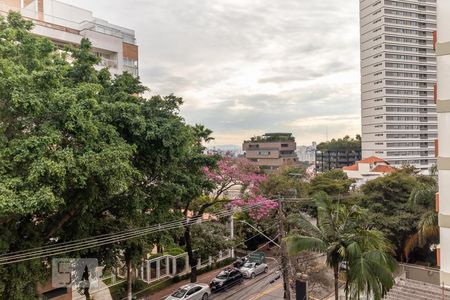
[116,249,232,284]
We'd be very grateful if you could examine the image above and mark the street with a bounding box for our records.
[152,259,285,300]
[212,269,284,300]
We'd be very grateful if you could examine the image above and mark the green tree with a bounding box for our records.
[310,169,354,196]
[359,169,434,261]
[286,195,396,300]
[192,124,214,146]
[403,185,439,262]
[190,223,234,262]
[316,135,361,152]
[0,12,208,299]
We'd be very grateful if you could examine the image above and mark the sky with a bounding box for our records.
[62,0,362,147]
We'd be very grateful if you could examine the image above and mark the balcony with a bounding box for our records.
[97,58,118,69]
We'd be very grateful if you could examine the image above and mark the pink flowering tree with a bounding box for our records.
[184,157,277,283]
[203,157,278,220]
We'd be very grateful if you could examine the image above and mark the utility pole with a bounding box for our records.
[278,197,291,300]
[230,211,235,259]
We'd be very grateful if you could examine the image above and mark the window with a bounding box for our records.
[281,144,289,147]
[186,287,202,295]
[258,151,271,156]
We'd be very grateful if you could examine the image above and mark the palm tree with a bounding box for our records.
[344,230,397,299]
[286,195,396,300]
[404,187,439,261]
[191,124,214,146]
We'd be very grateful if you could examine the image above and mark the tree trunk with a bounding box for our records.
[334,265,339,300]
[345,273,348,300]
[184,226,197,283]
[126,258,133,300]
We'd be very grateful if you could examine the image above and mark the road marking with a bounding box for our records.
[247,282,283,300]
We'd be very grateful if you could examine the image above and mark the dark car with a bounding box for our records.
[233,256,248,269]
[209,268,243,292]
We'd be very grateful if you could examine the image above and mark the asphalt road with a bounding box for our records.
[211,268,284,300]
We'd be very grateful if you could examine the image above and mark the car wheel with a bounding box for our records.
[251,273,256,279]
[264,267,268,273]
[202,293,208,300]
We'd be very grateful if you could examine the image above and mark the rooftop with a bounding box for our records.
[358,156,387,164]
[245,133,295,143]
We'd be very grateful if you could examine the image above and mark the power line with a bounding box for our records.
[0,202,271,265]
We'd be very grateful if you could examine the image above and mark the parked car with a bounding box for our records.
[233,256,248,269]
[209,267,243,292]
[240,261,268,279]
[166,283,211,300]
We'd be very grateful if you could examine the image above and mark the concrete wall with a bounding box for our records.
[437,0,450,288]
[399,263,440,286]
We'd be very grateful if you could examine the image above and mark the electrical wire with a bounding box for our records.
[0,201,271,265]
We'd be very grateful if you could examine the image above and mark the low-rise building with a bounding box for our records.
[315,136,362,173]
[0,0,138,76]
[343,156,396,188]
[296,143,316,164]
[242,133,298,171]
[315,149,362,173]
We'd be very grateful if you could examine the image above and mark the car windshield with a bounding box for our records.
[171,288,188,298]
[243,262,255,268]
[216,271,229,279]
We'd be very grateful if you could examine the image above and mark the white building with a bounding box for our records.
[343,156,396,188]
[296,144,316,164]
[436,0,450,288]
[360,0,437,174]
[0,0,138,76]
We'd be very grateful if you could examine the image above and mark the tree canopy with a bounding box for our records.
[359,169,436,260]
[0,12,212,299]
[316,135,361,152]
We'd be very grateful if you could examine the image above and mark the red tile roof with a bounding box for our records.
[343,164,358,171]
[371,165,396,173]
[358,156,387,164]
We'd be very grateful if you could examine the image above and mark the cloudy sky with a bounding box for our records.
[63,0,362,146]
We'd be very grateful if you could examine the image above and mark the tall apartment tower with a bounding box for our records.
[436,0,450,288]
[360,0,437,174]
[0,0,138,76]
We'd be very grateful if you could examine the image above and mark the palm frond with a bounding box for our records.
[287,212,323,239]
[285,235,326,255]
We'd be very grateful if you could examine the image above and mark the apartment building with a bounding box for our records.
[315,149,362,173]
[436,0,450,288]
[242,133,298,171]
[360,0,437,174]
[0,0,138,76]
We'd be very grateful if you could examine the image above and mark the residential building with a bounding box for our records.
[296,143,316,164]
[0,0,138,76]
[436,0,450,288]
[242,133,298,171]
[207,145,241,157]
[360,0,437,174]
[315,149,362,173]
[343,156,396,188]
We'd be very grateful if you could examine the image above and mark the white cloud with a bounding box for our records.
[61,0,361,146]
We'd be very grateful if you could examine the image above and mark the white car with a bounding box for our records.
[165,283,211,300]
[240,261,268,279]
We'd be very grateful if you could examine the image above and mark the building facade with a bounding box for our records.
[436,0,450,288]
[343,156,396,188]
[296,143,316,164]
[360,0,437,174]
[242,133,298,171]
[0,0,138,76]
[315,149,362,173]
